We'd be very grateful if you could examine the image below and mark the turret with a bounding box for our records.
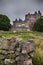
[19,18,22,22]
[25,13,31,20]
[34,11,37,15]
[38,10,41,16]
[13,19,18,23]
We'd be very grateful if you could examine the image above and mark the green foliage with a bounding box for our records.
[32,49,43,65]
[33,18,43,32]
[0,14,11,31]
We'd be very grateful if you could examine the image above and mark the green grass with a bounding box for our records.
[0,30,43,47]
[0,30,43,51]
[0,31,14,37]
[0,30,43,42]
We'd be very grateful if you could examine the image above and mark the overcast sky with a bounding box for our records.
[0,0,43,23]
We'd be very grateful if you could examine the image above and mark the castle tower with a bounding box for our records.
[25,13,31,20]
[38,10,41,16]
[12,11,42,31]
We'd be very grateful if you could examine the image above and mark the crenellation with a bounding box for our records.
[38,10,41,16]
[12,11,42,31]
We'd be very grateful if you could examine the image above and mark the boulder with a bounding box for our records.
[24,59,33,65]
[5,59,14,64]
[22,41,35,54]
[1,37,9,50]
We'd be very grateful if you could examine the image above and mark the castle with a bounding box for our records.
[12,11,42,31]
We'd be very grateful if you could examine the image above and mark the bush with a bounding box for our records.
[32,18,43,32]
[0,14,11,31]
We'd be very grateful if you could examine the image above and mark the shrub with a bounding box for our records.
[0,14,11,31]
[32,18,43,32]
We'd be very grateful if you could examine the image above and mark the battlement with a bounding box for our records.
[25,11,41,20]
[12,11,42,31]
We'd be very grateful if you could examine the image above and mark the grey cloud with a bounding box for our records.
[0,0,43,22]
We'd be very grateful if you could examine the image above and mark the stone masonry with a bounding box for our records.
[12,11,42,31]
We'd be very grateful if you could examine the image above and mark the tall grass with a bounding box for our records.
[32,48,43,65]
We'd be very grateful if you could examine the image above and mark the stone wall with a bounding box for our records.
[0,37,35,65]
[12,11,41,31]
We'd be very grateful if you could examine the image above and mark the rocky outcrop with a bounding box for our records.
[0,37,35,65]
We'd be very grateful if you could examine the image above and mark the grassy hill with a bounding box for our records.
[0,30,43,65]
[0,30,43,48]
[0,30,43,46]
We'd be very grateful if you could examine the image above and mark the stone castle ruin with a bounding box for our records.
[12,11,42,31]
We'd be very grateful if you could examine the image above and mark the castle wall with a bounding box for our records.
[12,11,41,31]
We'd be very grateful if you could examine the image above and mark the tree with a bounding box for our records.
[32,17,43,32]
[0,14,11,31]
